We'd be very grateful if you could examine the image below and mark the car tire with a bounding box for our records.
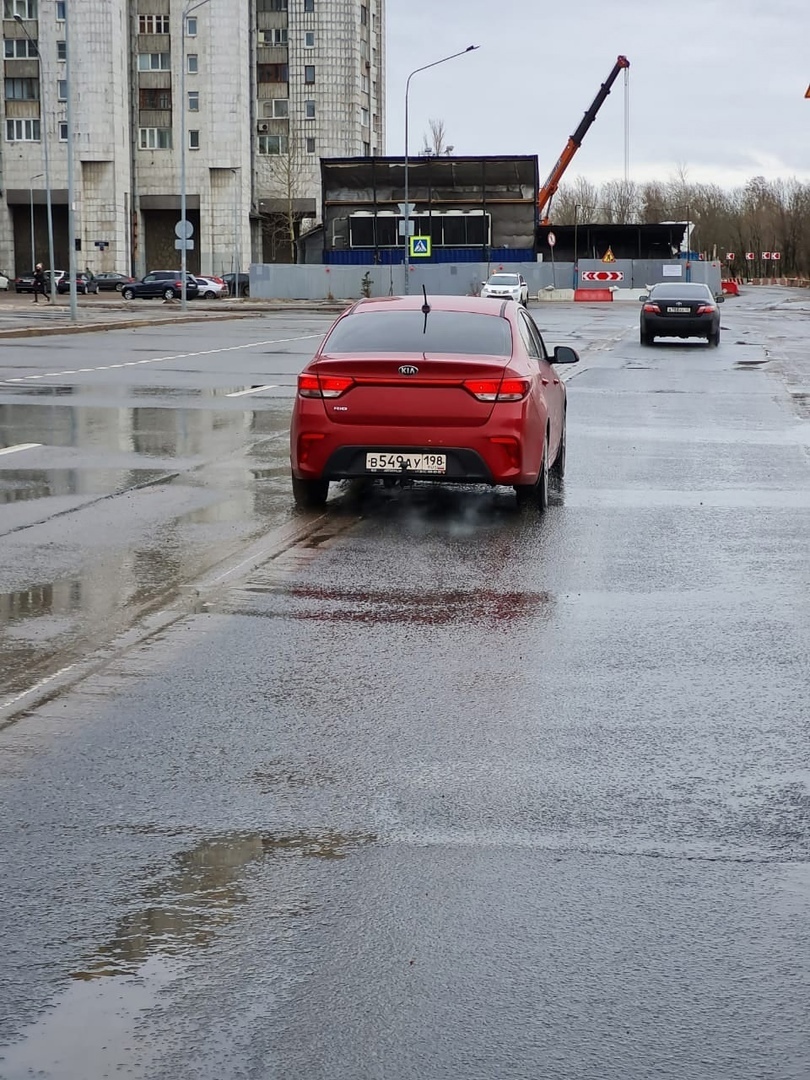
[163,288,176,300]
[242,285,249,298]
[115,283,123,292]
[550,416,566,487]
[515,432,549,512]
[709,328,720,347]
[291,474,329,509]
[204,290,216,299]
[121,287,135,300]
[640,328,654,346]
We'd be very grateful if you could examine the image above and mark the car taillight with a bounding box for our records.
[643,303,660,313]
[696,304,716,314]
[463,377,530,402]
[297,373,354,398]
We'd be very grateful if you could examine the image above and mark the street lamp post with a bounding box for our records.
[29,173,43,270]
[230,168,240,288]
[402,45,478,295]
[573,203,583,289]
[64,0,78,321]
[180,0,211,310]
[14,17,56,303]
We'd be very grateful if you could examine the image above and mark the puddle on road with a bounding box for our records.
[0,829,373,1080]
[0,466,173,502]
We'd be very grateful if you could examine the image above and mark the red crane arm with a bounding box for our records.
[537,55,630,225]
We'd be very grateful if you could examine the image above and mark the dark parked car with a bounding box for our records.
[223,272,249,297]
[121,271,199,300]
[57,272,99,295]
[93,272,136,292]
[639,281,723,347]
[14,273,36,293]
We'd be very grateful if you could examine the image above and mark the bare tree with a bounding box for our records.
[262,133,311,263]
[421,118,451,156]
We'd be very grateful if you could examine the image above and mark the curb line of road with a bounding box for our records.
[0,509,360,731]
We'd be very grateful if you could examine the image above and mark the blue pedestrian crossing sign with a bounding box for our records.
[409,235,431,257]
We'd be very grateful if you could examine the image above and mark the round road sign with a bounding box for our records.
[547,231,556,248]
[175,219,194,240]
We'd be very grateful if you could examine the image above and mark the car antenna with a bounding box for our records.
[421,284,431,335]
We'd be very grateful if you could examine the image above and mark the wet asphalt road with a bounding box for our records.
[1,289,809,1079]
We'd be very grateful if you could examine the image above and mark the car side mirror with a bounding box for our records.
[716,294,725,303]
[552,345,580,365]
[638,294,649,302]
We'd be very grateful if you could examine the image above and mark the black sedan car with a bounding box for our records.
[639,282,723,347]
[14,273,36,293]
[93,272,136,292]
[223,272,249,297]
[57,272,99,295]
[120,271,199,300]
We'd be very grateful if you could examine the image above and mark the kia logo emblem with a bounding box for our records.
[398,365,419,375]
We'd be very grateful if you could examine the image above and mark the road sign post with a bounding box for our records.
[548,231,556,288]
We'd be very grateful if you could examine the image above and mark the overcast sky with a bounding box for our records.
[385,0,810,191]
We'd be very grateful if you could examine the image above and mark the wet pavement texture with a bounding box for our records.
[1,289,810,1079]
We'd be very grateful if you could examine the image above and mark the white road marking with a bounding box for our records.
[1,333,322,384]
[226,384,278,398]
[0,442,42,456]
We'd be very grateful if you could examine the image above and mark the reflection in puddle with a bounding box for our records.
[236,585,556,627]
[0,830,373,1080]
[0,467,172,502]
[0,578,82,625]
[73,829,372,980]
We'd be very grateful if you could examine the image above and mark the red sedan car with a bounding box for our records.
[290,294,579,510]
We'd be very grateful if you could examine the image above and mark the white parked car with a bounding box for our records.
[0,271,9,290]
[481,272,529,306]
[193,275,228,299]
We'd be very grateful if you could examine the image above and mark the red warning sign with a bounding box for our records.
[580,270,624,282]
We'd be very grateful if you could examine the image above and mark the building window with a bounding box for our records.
[361,73,369,93]
[138,14,170,34]
[137,52,170,71]
[186,16,197,35]
[188,129,200,150]
[262,27,287,44]
[187,90,199,111]
[186,54,198,74]
[139,87,172,109]
[59,122,68,140]
[304,99,315,119]
[363,141,370,156]
[257,0,287,9]
[3,0,37,18]
[138,127,172,149]
[306,137,315,154]
[304,31,315,47]
[258,134,288,155]
[56,0,65,18]
[271,98,288,118]
[360,106,369,127]
[360,5,368,24]
[57,40,66,60]
[304,0,314,10]
[57,80,68,101]
[304,65,315,84]
[257,64,288,83]
[4,78,39,101]
[4,39,38,58]
[5,117,40,141]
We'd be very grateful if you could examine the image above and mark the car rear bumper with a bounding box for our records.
[642,316,717,337]
[292,414,543,487]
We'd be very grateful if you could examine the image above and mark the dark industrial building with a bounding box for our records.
[317,155,539,265]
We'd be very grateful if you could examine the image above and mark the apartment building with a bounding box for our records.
[0,0,385,277]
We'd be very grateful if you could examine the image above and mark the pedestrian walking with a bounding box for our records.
[32,263,50,303]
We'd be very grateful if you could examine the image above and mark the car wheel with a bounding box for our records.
[115,283,123,292]
[204,290,216,299]
[121,287,135,300]
[709,328,720,347]
[163,287,177,300]
[291,474,329,509]
[550,415,566,487]
[515,432,549,512]
[242,285,249,298]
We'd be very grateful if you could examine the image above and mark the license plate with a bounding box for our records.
[366,452,446,474]
[667,306,691,313]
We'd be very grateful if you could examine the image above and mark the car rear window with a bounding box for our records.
[650,284,712,299]
[323,310,513,356]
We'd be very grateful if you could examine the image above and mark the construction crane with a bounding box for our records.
[537,55,630,225]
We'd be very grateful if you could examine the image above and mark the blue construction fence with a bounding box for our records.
[323,247,533,265]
